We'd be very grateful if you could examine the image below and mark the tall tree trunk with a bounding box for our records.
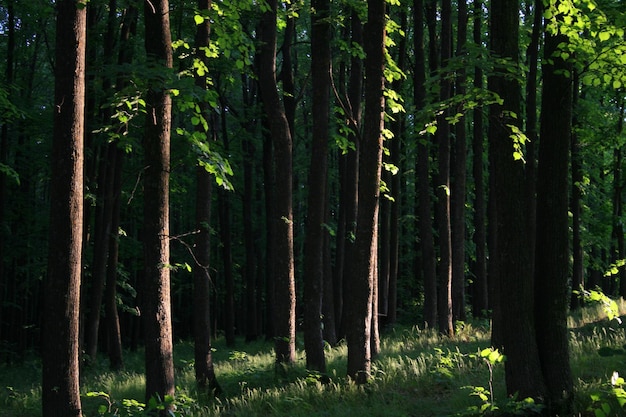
[414,0,437,329]
[303,0,331,373]
[534,4,574,409]
[335,8,363,340]
[105,147,124,371]
[470,0,488,318]
[436,0,454,336]
[193,0,221,395]
[451,0,468,323]
[42,1,86,415]
[104,2,139,371]
[346,0,385,384]
[386,10,407,326]
[142,0,175,406]
[258,0,297,368]
[489,0,546,399]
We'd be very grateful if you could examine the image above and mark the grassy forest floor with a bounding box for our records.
[3,303,626,417]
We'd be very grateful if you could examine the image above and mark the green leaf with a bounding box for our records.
[599,31,611,41]
[194,14,204,25]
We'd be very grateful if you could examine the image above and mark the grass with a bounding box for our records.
[3,303,626,416]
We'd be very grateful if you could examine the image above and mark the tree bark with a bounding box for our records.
[303,0,331,373]
[42,1,86,415]
[193,0,221,395]
[489,0,546,399]
[142,0,175,406]
[346,0,385,384]
[470,0,488,318]
[414,0,437,329]
[451,0,468,323]
[534,6,574,409]
[258,0,297,368]
[436,0,454,336]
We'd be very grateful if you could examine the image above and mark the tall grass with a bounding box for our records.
[3,303,626,416]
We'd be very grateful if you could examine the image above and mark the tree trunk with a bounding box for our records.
[258,0,297,368]
[414,0,437,329]
[303,0,331,373]
[105,147,124,371]
[42,1,86,415]
[142,0,175,406]
[193,0,221,395]
[336,8,363,340]
[346,0,385,384]
[436,0,454,336]
[470,0,488,318]
[451,0,468,323]
[489,0,546,399]
[534,6,574,409]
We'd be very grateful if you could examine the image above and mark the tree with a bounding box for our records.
[451,0,468,323]
[436,0,454,336]
[534,1,574,408]
[346,0,385,383]
[41,0,86,415]
[489,0,546,399]
[303,0,331,373]
[192,0,221,395]
[258,0,297,368]
[470,0,488,318]
[142,0,175,406]
[414,0,438,330]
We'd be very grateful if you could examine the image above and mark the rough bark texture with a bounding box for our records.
[42,1,86,415]
[346,0,385,384]
[258,0,296,367]
[489,0,546,399]
[142,0,175,406]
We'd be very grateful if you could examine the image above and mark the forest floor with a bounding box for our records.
[2,303,626,417]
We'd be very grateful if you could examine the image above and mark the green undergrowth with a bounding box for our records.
[3,302,626,416]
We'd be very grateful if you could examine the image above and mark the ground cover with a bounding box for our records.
[2,302,626,416]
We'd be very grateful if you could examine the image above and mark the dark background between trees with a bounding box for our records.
[1,0,626,414]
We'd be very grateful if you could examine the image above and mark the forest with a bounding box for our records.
[1,0,626,415]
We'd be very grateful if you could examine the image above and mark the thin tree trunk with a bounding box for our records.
[436,0,454,336]
[303,0,331,373]
[451,0,468,323]
[142,0,175,406]
[414,0,437,329]
[258,0,297,368]
[470,0,488,318]
[42,1,86,415]
[105,147,124,370]
[193,0,221,395]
